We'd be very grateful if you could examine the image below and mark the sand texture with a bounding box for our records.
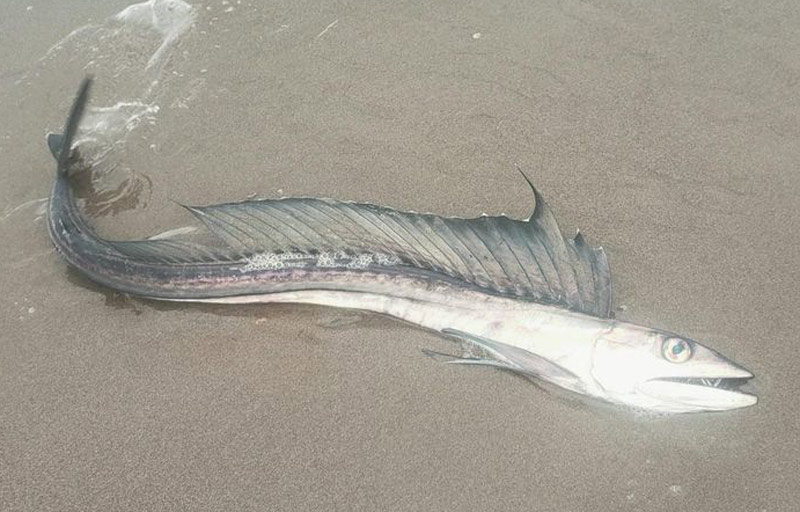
[1,1,798,510]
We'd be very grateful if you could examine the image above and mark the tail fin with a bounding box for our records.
[51,76,93,175]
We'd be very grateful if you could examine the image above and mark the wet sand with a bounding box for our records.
[2,1,799,510]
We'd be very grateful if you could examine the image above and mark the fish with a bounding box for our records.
[47,78,757,414]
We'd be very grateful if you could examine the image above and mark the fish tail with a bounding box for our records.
[48,76,93,175]
[46,77,109,275]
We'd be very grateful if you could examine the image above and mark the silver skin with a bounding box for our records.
[194,286,757,414]
[47,79,756,414]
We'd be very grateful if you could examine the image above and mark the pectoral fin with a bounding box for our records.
[421,348,522,371]
[439,328,585,392]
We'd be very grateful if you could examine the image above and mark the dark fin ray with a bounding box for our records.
[569,231,599,316]
[515,165,539,220]
[591,247,613,317]
[108,239,239,265]
[182,204,252,254]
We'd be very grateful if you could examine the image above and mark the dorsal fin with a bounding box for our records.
[182,179,614,317]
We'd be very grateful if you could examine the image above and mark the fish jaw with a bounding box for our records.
[591,322,757,414]
[637,349,756,412]
[638,378,756,413]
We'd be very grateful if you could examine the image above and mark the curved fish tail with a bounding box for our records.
[51,76,93,173]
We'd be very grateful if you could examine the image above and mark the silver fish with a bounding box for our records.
[47,78,756,414]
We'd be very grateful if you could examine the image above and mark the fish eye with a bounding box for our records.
[662,337,693,363]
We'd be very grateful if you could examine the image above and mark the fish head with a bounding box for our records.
[590,323,756,413]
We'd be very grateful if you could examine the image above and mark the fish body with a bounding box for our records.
[47,79,756,414]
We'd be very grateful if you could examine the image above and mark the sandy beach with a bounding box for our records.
[2,1,798,510]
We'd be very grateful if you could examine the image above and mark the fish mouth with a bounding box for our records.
[640,375,757,412]
[654,376,753,392]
